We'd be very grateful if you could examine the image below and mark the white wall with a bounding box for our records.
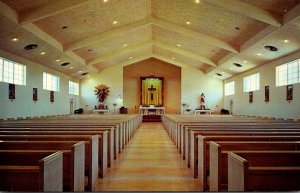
[181,66,224,114]
[80,62,224,114]
[80,65,123,113]
[224,51,300,120]
[0,49,79,120]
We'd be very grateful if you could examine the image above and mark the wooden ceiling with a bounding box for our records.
[0,0,300,79]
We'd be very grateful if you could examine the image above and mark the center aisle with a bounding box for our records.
[96,122,200,191]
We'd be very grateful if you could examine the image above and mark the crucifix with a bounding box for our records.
[148,85,156,102]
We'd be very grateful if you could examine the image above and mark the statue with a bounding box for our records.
[200,93,205,109]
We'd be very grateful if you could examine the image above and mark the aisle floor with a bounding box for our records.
[96,122,200,191]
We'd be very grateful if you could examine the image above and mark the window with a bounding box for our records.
[224,81,235,96]
[69,80,79,95]
[0,57,26,85]
[43,72,59,91]
[276,59,300,86]
[243,73,260,92]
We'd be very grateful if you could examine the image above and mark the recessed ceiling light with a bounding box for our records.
[123,43,127,47]
[112,21,118,25]
[230,67,233,70]
[243,60,247,63]
[103,0,108,2]
[129,56,133,59]
[222,71,225,73]
[195,0,201,4]
[284,9,287,12]
[177,44,181,47]
[284,39,289,43]
[257,53,261,56]
[78,70,82,73]
[55,59,60,62]
[12,38,18,42]
[40,52,45,55]
[186,21,191,25]
[70,66,74,69]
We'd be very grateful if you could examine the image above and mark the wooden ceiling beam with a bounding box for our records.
[154,41,217,67]
[87,41,153,66]
[64,18,151,52]
[19,0,94,25]
[202,0,282,27]
[150,17,239,53]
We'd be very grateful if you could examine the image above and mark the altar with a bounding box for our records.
[139,106,165,115]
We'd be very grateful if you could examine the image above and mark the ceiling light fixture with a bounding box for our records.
[55,59,60,62]
[12,38,18,42]
[264,45,278,52]
[257,53,261,56]
[70,66,74,69]
[40,52,45,55]
[78,71,82,73]
[81,72,88,76]
[62,26,68,29]
[60,62,70,67]
[129,56,133,59]
[103,0,108,2]
[123,43,127,47]
[186,21,191,25]
[24,44,38,50]
[235,26,240,30]
[195,0,201,4]
[177,44,181,47]
[233,63,242,67]
[112,21,118,25]
[284,39,289,43]
[216,73,222,76]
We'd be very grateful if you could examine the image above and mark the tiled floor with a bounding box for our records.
[96,122,200,191]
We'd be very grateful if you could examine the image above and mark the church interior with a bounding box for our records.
[1,0,300,192]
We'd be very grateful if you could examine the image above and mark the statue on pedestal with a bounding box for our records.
[200,93,205,110]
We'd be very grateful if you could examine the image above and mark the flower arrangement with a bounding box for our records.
[94,83,110,103]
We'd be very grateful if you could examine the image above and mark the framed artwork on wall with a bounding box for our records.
[9,84,15,100]
[249,91,253,103]
[265,85,269,102]
[50,91,54,103]
[287,85,293,101]
[33,88,38,102]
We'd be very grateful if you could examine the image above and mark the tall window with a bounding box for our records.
[0,57,26,85]
[43,72,59,91]
[243,73,260,92]
[69,80,79,95]
[224,81,235,96]
[276,59,300,86]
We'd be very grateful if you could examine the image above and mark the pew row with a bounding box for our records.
[228,151,300,191]
[0,151,63,192]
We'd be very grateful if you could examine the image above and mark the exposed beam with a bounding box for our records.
[208,3,300,74]
[152,54,186,68]
[150,17,239,53]
[19,0,94,25]
[64,18,151,52]
[104,54,153,69]
[0,1,18,23]
[202,0,282,27]
[22,23,87,66]
[87,41,153,66]
[154,42,217,67]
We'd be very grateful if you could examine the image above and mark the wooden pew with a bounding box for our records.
[0,130,108,177]
[210,141,300,191]
[197,135,300,191]
[0,135,99,191]
[0,151,63,192]
[0,141,85,191]
[190,131,300,176]
[228,151,300,191]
